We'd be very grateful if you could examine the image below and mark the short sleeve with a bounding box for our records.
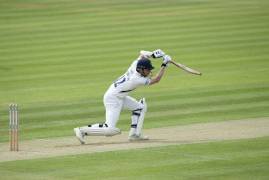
[137,77,151,86]
[145,78,151,85]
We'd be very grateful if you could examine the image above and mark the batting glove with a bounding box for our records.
[152,49,165,58]
[161,55,171,67]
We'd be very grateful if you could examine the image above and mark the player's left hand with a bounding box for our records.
[152,49,165,58]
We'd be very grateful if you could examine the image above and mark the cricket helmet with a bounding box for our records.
[136,58,154,71]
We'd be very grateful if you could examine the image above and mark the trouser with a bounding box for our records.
[104,92,144,128]
[79,92,146,137]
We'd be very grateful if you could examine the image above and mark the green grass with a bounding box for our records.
[0,1,269,179]
[1,0,269,142]
[0,137,268,180]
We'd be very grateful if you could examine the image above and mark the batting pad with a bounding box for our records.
[80,124,121,136]
[135,98,147,136]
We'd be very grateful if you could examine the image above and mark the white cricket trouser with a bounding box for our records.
[103,91,143,128]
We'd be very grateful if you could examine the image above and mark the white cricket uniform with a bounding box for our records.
[103,59,151,128]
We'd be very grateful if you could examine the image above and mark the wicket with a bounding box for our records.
[9,104,19,151]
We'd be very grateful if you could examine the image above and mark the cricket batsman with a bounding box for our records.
[74,49,171,144]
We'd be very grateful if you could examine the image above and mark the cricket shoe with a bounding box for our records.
[74,128,85,144]
[128,134,149,141]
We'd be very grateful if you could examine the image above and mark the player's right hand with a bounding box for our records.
[163,55,171,64]
[152,49,165,58]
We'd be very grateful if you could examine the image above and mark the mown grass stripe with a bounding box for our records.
[19,103,269,131]
[7,93,268,124]
[1,88,268,125]
[1,47,267,68]
[16,95,269,126]
[1,15,268,38]
[1,1,265,19]
[1,11,268,35]
[2,58,266,83]
[1,37,268,62]
[1,26,268,49]
[1,2,266,20]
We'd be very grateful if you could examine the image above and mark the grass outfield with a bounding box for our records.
[0,137,268,179]
[1,0,269,142]
[0,0,269,179]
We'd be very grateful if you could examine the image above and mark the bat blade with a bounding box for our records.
[170,60,202,76]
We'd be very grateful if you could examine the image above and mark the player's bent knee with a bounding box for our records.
[132,108,142,116]
[139,98,147,112]
[132,101,146,114]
